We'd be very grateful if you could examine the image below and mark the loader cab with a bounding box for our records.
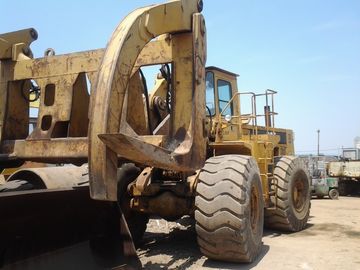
[205,66,241,141]
[205,66,240,117]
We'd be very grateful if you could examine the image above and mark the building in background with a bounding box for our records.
[355,137,360,149]
[341,137,360,160]
[342,148,359,160]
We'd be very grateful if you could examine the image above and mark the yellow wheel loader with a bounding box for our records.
[0,0,310,267]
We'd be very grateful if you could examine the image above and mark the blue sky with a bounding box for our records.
[1,0,360,155]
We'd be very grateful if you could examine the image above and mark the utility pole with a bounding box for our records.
[317,129,320,156]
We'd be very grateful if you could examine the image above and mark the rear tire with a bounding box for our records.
[328,189,339,200]
[265,156,310,232]
[195,155,264,263]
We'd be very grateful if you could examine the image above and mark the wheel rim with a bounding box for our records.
[250,185,260,233]
[292,173,308,212]
[329,189,338,199]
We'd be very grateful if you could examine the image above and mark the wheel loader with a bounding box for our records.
[0,0,310,268]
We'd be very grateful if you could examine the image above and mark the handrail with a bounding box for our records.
[216,89,279,141]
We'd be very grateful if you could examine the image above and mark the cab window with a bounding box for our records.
[205,71,215,116]
[218,79,233,115]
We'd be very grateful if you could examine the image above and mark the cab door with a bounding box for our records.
[205,69,240,141]
[216,78,239,141]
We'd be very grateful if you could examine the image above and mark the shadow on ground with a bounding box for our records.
[202,245,269,270]
[138,217,271,270]
[138,218,200,270]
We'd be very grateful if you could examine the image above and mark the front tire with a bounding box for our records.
[195,155,264,263]
[265,156,310,232]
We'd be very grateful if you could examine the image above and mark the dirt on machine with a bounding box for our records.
[0,0,311,268]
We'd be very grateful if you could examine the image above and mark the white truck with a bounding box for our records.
[328,160,360,195]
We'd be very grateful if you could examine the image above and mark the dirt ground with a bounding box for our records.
[138,196,360,270]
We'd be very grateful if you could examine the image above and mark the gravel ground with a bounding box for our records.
[138,196,360,270]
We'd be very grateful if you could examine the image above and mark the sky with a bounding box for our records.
[1,0,360,156]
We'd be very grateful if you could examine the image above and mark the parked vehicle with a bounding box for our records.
[311,168,339,199]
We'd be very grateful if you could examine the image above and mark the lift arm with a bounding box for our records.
[89,0,207,200]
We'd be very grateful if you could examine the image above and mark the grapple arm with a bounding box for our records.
[0,28,38,60]
[89,0,207,200]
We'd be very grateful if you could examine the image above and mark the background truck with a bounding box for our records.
[328,160,360,196]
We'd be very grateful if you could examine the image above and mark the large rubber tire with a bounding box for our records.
[117,163,149,246]
[195,155,264,263]
[265,156,310,232]
[0,180,34,192]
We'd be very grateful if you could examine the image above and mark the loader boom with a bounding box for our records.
[89,0,207,200]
